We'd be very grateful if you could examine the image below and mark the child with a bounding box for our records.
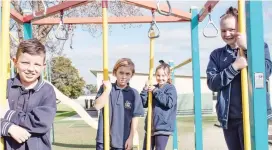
[206,7,272,150]
[0,39,57,150]
[94,58,144,150]
[141,60,177,150]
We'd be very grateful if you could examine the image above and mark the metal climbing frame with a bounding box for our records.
[0,0,269,150]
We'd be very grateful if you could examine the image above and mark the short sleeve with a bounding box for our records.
[132,89,144,117]
[95,85,104,100]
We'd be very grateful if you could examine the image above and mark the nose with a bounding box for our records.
[225,30,231,36]
[27,64,35,72]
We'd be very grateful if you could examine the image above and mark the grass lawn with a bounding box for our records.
[54,104,77,121]
[52,104,272,150]
[52,105,225,150]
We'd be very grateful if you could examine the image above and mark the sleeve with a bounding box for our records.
[264,43,272,79]
[140,89,148,108]
[152,85,177,109]
[1,118,13,137]
[132,90,144,117]
[95,85,104,100]
[206,52,240,92]
[3,85,57,135]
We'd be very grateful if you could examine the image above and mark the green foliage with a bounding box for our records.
[85,84,97,95]
[51,56,85,99]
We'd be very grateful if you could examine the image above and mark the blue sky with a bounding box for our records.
[61,1,272,84]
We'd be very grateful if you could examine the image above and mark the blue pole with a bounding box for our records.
[246,1,268,150]
[190,7,203,150]
[23,23,33,39]
[169,60,178,150]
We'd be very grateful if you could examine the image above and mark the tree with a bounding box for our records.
[10,1,142,57]
[85,84,97,95]
[51,56,86,99]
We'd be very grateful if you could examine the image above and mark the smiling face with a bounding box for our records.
[14,53,46,87]
[220,16,238,48]
[155,68,170,86]
[14,39,46,88]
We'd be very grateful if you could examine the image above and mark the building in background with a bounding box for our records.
[90,70,215,116]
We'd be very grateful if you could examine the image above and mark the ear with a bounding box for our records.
[42,62,47,70]
[12,57,17,64]
[12,57,18,67]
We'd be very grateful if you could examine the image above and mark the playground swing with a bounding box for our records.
[156,0,172,16]
[54,10,69,41]
[202,6,219,38]
[148,9,160,39]
[33,0,47,18]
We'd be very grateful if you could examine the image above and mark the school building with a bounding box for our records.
[90,70,216,116]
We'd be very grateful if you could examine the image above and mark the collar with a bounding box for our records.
[113,82,130,92]
[226,44,239,52]
[156,83,170,89]
[12,74,44,91]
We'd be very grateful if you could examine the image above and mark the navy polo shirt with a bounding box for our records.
[95,83,144,148]
[2,74,56,150]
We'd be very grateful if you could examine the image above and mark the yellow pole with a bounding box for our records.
[171,58,192,71]
[102,0,109,149]
[7,33,10,78]
[238,0,251,149]
[0,0,11,149]
[146,30,155,150]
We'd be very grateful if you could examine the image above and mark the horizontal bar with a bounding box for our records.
[171,58,192,70]
[198,0,220,22]
[32,16,188,25]
[23,0,90,22]
[121,0,191,20]
[10,9,24,24]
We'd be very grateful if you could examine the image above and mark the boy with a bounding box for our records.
[94,58,144,150]
[0,39,56,150]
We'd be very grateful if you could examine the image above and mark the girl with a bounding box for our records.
[206,7,272,150]
[94,58,144,150]
[141,60,177,150]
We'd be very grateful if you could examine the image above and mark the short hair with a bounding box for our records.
[113,58,135,75]
[16,38,46,61]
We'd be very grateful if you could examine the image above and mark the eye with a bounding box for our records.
[21,61,29,64]
[34,63,42,67]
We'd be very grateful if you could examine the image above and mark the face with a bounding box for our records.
[14,53,46,86]
[220,17,238,47]
[155,68,170,86]
[114,66,133,88]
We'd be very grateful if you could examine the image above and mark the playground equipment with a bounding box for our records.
[0,0,270,150]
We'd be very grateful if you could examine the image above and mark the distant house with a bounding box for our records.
[90,70,215,115]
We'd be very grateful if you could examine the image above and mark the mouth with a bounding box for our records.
[25,73,35,78]
[224,37,234,41]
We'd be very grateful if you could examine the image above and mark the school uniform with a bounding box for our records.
[206,43,272,150]
[1,75,57,150]
[95,83,144,150]
[140,83,177,150]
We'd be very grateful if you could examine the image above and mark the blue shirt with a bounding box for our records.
[95,83,144,148]
[1,75,56,150]
[224,45,243,119]
[140,83,177,135]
